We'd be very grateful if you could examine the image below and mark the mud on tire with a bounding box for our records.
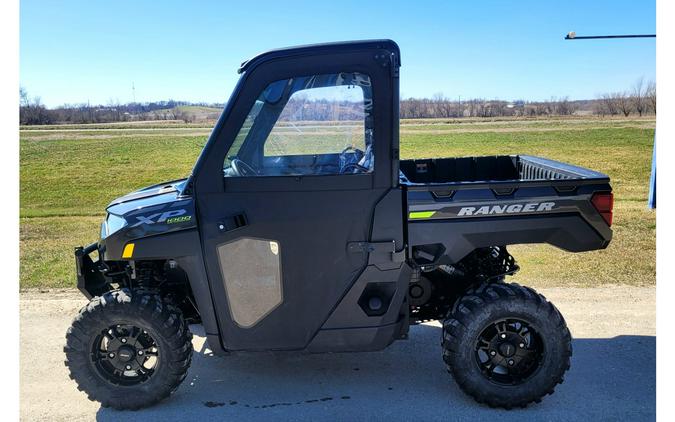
[442,282,572,409]
[64,289,193,410]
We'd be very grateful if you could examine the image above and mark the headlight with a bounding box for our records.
[101,214,127,239]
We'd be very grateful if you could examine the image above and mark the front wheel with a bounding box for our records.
[64,289,193,410]
[442,283,572,408]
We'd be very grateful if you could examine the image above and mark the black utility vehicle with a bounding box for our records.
[65,40,613,410]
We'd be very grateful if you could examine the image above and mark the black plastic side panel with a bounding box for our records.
[309,186,409,352]
[174,255,224,355]
[123,229,201,260]
[307,321,404,353]
[409,215,610,263]
[302,188,409,352]
[321,264,411,330]
[405,181,612,263]
[370,189,405,250]
[125,229,224,355]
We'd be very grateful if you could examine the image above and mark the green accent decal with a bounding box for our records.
[166,215,192,224]
[409,211,436,219]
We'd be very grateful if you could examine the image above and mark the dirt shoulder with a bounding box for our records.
[20,286,655,421]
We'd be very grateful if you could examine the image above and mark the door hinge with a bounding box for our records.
[373,50,400,78]
[389,52,400,77]
[392,148,400,160]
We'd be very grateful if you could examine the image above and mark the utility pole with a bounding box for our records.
[132,82,136,103]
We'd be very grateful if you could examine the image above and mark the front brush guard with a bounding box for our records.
[75,242,107,299]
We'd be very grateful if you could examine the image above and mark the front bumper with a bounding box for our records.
[75,242,106,299]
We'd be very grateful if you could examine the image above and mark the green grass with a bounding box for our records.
[20,121,213,130]
[20,216,102,289]
[19,118,655,288]
[20,135,206,217]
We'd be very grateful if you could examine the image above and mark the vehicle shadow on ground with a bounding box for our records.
[96,324,655,421]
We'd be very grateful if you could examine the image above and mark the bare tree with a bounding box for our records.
[20,86,29,107]
[456,99,464,117]
[631,77,646,116]
[593,101,606,116]
[20,93,52,125]
[599,93,618,115]
[475,99,490,117]
[646,80,656,114]
[554,96,577,115]
[106,98,122,122]
[467,99,477,117]
[533,101,549,116]
[174,108,194,123]
[615,92,632,117]
[432,92,454,118]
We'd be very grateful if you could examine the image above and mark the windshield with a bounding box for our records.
[224,100,264,168]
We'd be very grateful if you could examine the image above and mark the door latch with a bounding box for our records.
[218,213,247,232]
[348,241,406,270]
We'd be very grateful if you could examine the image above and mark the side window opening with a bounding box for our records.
[224,72,374,177]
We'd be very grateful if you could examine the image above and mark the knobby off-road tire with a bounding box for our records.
[442,282,572,409]
[64,289,193,410]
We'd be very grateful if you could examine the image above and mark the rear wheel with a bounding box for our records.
[64,289,193,410]
[442,283,571,408]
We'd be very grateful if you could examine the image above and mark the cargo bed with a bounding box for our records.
[400,155,613,264]
[399,155,609,186]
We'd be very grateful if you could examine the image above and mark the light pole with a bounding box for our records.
[564,31,656,209]
[565,32,655,40]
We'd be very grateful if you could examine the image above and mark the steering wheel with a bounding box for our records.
[230,158,259,177]
[339,146,368,174]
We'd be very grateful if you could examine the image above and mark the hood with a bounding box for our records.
[107,178,188,212]
[102,178,196,245]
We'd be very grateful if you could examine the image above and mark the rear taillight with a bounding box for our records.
[591,192,614,226]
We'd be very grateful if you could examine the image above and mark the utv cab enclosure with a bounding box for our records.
[66,40,613,410]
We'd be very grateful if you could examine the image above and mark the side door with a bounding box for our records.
[192,41,400,351]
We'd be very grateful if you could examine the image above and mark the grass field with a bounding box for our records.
[19,117,655,289]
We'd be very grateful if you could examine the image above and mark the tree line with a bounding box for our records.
[19,87,224,125]
[399,95,579,119]
[400,78,655,119]
[20,78,655,125]
[595,78,656,117]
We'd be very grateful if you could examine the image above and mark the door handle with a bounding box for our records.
[218,213,248,233]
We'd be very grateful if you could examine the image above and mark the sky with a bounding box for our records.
[20,0,656,108]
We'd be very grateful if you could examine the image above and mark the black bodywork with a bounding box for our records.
[75,40,613,355]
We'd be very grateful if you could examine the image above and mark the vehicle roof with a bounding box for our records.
[237,39,400,74]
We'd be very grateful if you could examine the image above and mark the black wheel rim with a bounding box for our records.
[90,324,159,386]
[474,318,544,385]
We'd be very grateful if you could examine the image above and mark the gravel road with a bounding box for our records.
[20,286,655,421]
